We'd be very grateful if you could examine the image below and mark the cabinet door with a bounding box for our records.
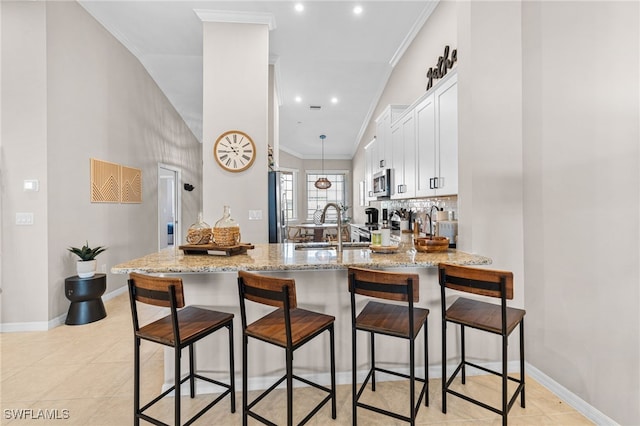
[364,139,375,201]
[391,111,416,200]
[375,112,388,170]
[390,121,403,199]
[415,93,436,197]
[435,75,458,195]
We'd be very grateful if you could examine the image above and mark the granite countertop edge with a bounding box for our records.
[111,243,492,275]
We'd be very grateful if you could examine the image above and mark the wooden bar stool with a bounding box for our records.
[438,263,526,426]
[347,267,429,425]
[127,273,235,426]
[237,271,336,426]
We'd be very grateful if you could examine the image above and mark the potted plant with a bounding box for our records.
[68,241,107,278]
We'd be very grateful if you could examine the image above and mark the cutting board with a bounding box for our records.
[179,243,254,256]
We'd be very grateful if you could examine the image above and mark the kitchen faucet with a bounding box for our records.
[428,204,440,238]
[320,203,343,253]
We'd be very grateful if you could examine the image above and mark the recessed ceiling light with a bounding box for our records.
[331,97,339,104]
[353,5,363,15]
[295,96,302,103]
[294,3,304,13]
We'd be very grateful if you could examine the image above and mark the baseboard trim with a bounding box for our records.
[525,363,618,426]
[0,285,127,332]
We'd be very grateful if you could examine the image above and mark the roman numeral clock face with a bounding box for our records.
[213,130,256,173]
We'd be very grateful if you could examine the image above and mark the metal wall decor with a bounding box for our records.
[426,45,457,91]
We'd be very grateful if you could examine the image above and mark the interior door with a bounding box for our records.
[158,164,181,250]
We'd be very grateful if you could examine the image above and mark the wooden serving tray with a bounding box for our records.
[179,243,254,256]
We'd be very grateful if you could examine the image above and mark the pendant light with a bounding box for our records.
[314,134,332,189]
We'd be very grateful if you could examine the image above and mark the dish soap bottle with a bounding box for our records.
[186,212,212,245]
[213,205,241,247]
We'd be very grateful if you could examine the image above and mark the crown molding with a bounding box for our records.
[194,9,276,31]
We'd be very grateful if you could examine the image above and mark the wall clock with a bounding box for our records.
[213,130,256,173]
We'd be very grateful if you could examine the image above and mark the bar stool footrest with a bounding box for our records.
[138,374,234,426]
[246,373,334,426]
[356,366,428,422]
[444,360,525,416]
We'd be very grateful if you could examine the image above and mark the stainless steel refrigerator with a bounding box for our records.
[268,171,287,243]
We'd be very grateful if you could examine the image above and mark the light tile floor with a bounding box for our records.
[1,293,594,425]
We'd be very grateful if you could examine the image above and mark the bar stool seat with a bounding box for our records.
[356,301,429,338]
[245,307,335,347]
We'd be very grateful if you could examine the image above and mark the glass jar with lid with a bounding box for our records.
[186,212,212,245]
[213,205,241,246]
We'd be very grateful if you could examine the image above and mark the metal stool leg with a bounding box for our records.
[424,323,429,407]
[370,331,376,391]
[229,322,236,413]
[330,325,337,419]
[520,319,526,408]
[286,348,294,426]
[410,336,415,425]
[442,319,447,414]
[352,324,358,426]
[242,335,248,426]
[502,333,508,426]
[189,343,196,398]
[134,337,141,426]
[175,347,181,426]
[461,325,466,384]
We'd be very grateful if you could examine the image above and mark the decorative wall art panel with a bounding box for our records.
[90,158,120,203]
[120,166,142,203]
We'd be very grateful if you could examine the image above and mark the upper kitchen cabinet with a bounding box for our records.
[391,110,416,199]
[374,105,408,171]
[415,72,458,197]
[364,138,376,202]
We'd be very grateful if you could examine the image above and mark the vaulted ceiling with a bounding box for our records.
[78,1,437,159]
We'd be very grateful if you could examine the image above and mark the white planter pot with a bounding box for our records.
[77,260,97,278]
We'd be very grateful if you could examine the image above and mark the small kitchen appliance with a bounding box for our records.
[365,207,379,225]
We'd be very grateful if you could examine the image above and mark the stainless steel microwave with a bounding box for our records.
[372,169,391,198]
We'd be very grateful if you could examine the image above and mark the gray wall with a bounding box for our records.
[1,1,203,325]
[351,0,639,423]
[521,2,639,424]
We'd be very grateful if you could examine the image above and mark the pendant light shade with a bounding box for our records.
[314,134,332,189]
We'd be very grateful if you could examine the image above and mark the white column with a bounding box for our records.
[199,11,274,243]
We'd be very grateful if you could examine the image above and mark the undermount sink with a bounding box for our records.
[294,242,371,251]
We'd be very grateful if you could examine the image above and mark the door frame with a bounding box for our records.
[157,163,182,251]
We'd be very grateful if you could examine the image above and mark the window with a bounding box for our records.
[280,170,296,220]
[306,173,347,221]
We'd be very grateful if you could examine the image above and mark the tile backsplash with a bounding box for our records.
[368,195,458,221]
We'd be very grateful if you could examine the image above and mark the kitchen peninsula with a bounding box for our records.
[112,243,491,394]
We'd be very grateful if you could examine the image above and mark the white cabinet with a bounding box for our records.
[374,105,408,171]
[415,72,458,197]
[364,139,376,201]
[391,111,416,199]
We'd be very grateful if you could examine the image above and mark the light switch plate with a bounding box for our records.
[16,212,34,225]
[248,210,263,221]
[23,180,39,192]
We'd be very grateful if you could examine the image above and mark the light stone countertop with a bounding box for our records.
[111,243,491,274]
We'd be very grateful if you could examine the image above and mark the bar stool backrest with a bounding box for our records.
[438,263,513,300]
[128,272,185,308]
[237,270,297,309]
[348,267,419,302]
